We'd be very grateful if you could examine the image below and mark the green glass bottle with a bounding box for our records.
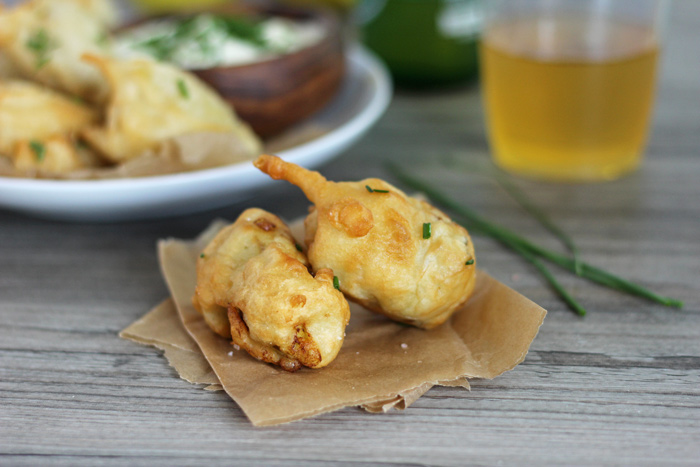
[358,0,483,87]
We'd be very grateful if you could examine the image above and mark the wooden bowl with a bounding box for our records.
[195,6,345,137]
[122,5,346,138]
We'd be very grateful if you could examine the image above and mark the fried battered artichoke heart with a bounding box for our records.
[0,80,100,174]
[193,208,350,371]
[0,0,116,103]
[80,55,262,163]
[254,155,477,329]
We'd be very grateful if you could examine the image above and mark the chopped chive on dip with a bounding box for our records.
[200,253,205,258]
[29,140,46,162]
[114,13,326,70]
[465,258,475,265]
[176,78,189,98]
[365,185,389,193]
[333,275,340,290]
[422,222,431,239]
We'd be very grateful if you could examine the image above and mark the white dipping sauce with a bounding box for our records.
[114,14,326,69]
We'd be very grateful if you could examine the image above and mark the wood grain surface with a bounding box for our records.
[1,2,699,466]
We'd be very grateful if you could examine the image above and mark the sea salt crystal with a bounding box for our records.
[400,343,408,350]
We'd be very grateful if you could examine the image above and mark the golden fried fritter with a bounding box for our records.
[0,50,20,80]
[0,0,115,103]
[193,208,350,371]
[0,80,100,175]
[80,55,261,163]
[12,134,100,174]
[254,154,476,329]
[0,80,97,156]
[193,208,304,338]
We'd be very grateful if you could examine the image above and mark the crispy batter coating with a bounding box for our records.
[12,134,101,174]
[0,80,97,156]
[0,50,20,80]
[254,155,476,329]
[0,0,115,103]
[0,80,100,174]
[193,208,350,371]
[80,55,261,163]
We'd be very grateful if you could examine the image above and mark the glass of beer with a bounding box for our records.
[480,0,666,181]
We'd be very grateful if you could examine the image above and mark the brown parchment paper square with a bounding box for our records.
[122,221,546,426]
[120,299,222,391]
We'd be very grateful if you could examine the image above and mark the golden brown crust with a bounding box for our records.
[80,54,261,163]
[254,154,477,329]
[0,80,97,156]
[12,134,101,175]
[328,198,374,237]
[193,208,350,371]
[193,208,305,339]
[0,0,113,103]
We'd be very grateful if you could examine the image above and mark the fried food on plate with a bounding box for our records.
[0,80,97,161]
[0,0,115,102]
[80,55,262,163]
[73,0,120,28]
[254,154,476,329]
[0,50,20,80]
[12,135,101,174]
[193,208,350,371]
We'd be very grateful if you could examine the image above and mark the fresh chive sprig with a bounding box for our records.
[509,240,587,316]
[491,170,583,275]
[366,185,389,193]
[29,140,46,162]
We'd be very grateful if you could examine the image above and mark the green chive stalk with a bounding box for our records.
[491,170,583,275]
[508,240,587,316]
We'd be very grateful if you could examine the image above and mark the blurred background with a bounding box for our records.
[107,0,482,89]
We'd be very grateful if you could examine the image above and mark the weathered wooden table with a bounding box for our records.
[1,2,698,465]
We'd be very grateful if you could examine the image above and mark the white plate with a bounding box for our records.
[0,46,392,222]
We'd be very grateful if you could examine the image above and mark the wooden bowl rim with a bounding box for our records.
[115,5,343,74]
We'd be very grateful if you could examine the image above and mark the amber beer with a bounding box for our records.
[481,18,660,181]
